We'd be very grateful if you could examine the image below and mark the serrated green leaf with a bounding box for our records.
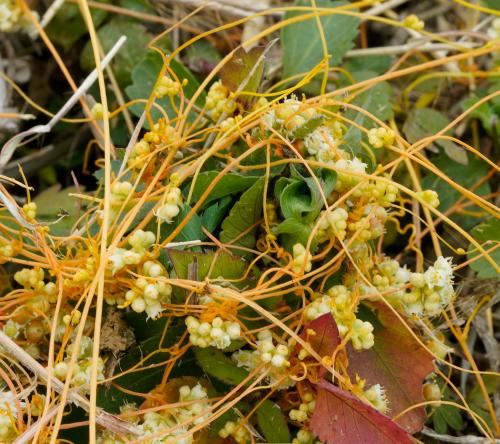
[256,400,291,443]
[432,404,463,434]
[220,177,265,252]
[194,347,249,385]
[403,108,468,165]
[80,19,151,86]
[282,0,359,79]
[467,219,500,278]
[126,51,203,122]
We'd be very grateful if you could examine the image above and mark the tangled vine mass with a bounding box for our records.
[0,1,499,443]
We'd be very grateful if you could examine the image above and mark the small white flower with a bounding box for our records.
[0,391,25,418]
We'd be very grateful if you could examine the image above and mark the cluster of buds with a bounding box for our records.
[0,238,16,258]
[154,77,187,99]
[128,140,151,169]
[292,428,323,444]
[305,286,374,350]
[143,118,178,148]
[316,207,348,242]
[125,260,172,319]
[110,181,134,213]
[175,384,211,426]
[0,0,36,33]
[22,202,37,221]
[156,185,182,223]
[233,330,294,387]
[416,189,440,209]
[289,393,316,423]
[185,316,241,350]
[13,267,57,314]
[361,256,455,317]
[292,243,312,274]
[108,230,155,275]
[367,127,395,149]
[334,157,367,191]
[205,81,236,121]
[3,317,48,346]
[403,14,424,31]
[137,412,192,444]
[304,125,342,163]
[220,115,243,132]
[54,336,104,392]
[263,98,319,135]
[346,205,388,243]
[402,256,454,316]
[100,385,210,443]
[218,419,250,444]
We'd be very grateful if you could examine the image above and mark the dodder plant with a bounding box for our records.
[0,1,499,443]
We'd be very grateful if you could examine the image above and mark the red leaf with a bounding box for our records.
[300,313,341,357]
[310,380,413,444]
[295,313,340,377]
[347,304,434,433]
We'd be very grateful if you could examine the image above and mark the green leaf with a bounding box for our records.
[482,0,500,9]
[126,51,203,122]
[462,95,500,141]
[276,168,336,222]
[292,115,326,139]
[201,196,233,232]
[421,153,491,229]
[282,0,359,79]
[97,318,185,412]
[219,45,267,99]
[189,172,260,208]
[167,249,248,281]
[156,204,203,243]
[220,177,265,252]
[80,19,151,86]
[194,347,249,385]
[256,400,291,443]
[46,1,108,51]
[273,218,314,250]
[33,185,80,236]
[432,404,463,434]
[344,80,393,148]
[118,0,154,13]
[345,55,392,76]
[403,108,468,165]
[467,219,500,278]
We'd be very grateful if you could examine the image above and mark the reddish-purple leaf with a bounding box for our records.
[347,304,434,433]
[310,380,413,444]
[295,313,340,378]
